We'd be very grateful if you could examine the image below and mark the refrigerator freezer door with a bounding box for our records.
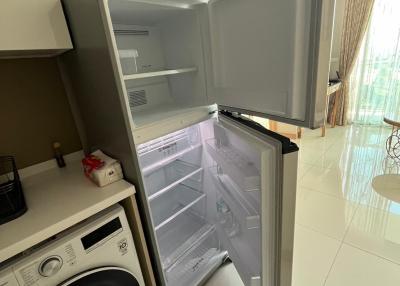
[207,113,297,286]
[202,0,335,128]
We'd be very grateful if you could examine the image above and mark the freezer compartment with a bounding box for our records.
[108,0,208,129]
[206,138,260,192]
[164,227,226,286]
[157,210,214,270]
[150,182,205,231]
[138,125,202,173]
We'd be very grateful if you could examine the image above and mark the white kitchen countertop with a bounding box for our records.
[0,160,135,263]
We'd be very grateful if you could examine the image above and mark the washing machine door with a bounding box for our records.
[59,267,140,286]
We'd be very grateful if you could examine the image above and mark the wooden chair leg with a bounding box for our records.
[331,91,339,128]
[321,124,326,137]
[297,127,302,139]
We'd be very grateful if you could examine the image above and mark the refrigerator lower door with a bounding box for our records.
[208,112,298,286]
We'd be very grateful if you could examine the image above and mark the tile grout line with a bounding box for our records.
[294,222,343,242]
[342,241,400,267]
[322,243,344,286]
[322,202,361,286]
[297,185,358,203]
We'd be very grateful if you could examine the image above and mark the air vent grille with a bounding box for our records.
[128,90,147,108]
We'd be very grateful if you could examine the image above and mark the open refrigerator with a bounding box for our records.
[60,0,336,285]
[135,114,299,286]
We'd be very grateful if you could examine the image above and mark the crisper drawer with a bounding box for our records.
[137,125,202,173]
[157,211,214,270]
[143,159,203,199]
[164,227,226,286]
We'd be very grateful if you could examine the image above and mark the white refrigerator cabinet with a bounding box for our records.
[60,0,334,285]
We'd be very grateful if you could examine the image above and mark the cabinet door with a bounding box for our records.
[0,0,72,56]
[202,0,335,128]
[207,112,297,286]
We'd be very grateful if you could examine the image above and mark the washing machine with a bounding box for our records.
[0,204,145,286]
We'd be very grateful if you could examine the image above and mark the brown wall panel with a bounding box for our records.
[0,58,81,168]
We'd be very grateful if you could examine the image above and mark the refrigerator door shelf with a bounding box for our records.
[144,159,203,198]
[150,183,206,231]
[164,227,226,286]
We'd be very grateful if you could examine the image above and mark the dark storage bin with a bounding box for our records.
[0,156,27,225]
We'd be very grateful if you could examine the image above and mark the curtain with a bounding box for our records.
[349,0,400,125]
[335,0,375,126]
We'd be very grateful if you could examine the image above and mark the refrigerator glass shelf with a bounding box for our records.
[123,67,197,81]
[144,159,203,198]
[158,215,215,270]
[165,227,226,286]
[206,139,261,192]
[150,183,205,231]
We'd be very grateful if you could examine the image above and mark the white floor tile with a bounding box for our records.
[325,244,400,286]
[292,225,341,286]
[295,188,358,240]
[358,182,400,212]
[299,165,369,201]
[294,125,400,286]
[298,146,325,165]
[344,205,400,264]
[297,162,313,181]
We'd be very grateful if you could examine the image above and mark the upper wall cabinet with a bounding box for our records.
[0,0,73,57]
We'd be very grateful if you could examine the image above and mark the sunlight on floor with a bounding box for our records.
[294,125,400,286]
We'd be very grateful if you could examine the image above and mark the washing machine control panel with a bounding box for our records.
[13,243,77,286]
[39,256,63,277]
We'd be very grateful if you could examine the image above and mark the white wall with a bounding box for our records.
[329,0,346,80]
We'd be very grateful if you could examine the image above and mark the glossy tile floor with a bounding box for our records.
[206,125,400,286]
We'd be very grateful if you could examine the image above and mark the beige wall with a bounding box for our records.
[0,58,81,168]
